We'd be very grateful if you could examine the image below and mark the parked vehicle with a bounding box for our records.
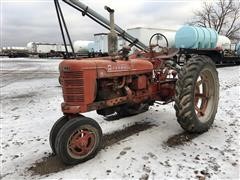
[0,47,29,58]
[50,0,220,165]
[174,26,240,65]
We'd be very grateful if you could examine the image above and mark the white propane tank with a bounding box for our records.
[126,27,176,48]
[162,31,176,48]
[216,35,231,50]
[87,42,95,52]
[73,40,94,53]
[13,47,26,50]
[26,42,36,53]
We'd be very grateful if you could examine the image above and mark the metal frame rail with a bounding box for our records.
[54,0,75,58]
[54,0,149,57]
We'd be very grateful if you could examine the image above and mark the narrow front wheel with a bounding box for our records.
[55,117,102,165]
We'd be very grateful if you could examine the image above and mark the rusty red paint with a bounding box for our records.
[68,130,95,157]
[194,75,210,117]
[59,50,177,114]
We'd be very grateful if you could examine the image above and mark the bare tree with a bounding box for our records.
[189,0,240,41]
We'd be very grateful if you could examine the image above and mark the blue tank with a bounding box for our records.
[207,28,218,48]
[175,26,218,49]
[236,41,240,56]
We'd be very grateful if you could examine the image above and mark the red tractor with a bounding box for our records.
[50,0,219,165]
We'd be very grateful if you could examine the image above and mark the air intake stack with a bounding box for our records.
[104,6,118,57]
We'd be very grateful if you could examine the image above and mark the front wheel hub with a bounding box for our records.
[68,129,96,157]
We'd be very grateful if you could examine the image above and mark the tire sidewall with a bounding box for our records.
[190,60,219,130]
[49,116,68,154]
[175,55,219,133]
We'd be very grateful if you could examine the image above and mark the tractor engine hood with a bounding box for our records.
[59,58,153,112]
[59,58,153,78]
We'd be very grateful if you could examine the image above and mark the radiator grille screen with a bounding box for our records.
[61,71,84,103]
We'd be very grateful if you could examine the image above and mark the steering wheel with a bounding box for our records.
[149,33,169,52]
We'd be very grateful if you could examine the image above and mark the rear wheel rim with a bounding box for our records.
[194,69,215,123]
[67,127,96,159]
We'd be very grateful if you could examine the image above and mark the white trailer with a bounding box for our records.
[94,33,124,55]
[26,42,73,57]
[93,33,108,54]
[27,42,72,54]
[1,46,28,57]
[124,27,177,51]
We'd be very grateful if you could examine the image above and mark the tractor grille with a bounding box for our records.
[61,71,83,78]
[61,71,85,103]
[63,87,84,94]
[63,80,84,86]
[64,95,84,102]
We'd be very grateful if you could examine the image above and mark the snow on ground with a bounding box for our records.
[1,58,239,179]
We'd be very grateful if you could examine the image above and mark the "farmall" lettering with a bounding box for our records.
[107,64,130,71]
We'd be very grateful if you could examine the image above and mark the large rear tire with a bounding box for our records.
[174,55,219,133]
[55,117,102,165]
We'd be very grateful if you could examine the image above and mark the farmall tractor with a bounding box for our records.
[50,0,219,165]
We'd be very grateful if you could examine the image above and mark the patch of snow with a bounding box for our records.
[1,58,239,179]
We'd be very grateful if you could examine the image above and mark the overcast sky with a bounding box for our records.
[1,0,203,47]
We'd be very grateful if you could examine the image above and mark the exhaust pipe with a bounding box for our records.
[104,6,118,58]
